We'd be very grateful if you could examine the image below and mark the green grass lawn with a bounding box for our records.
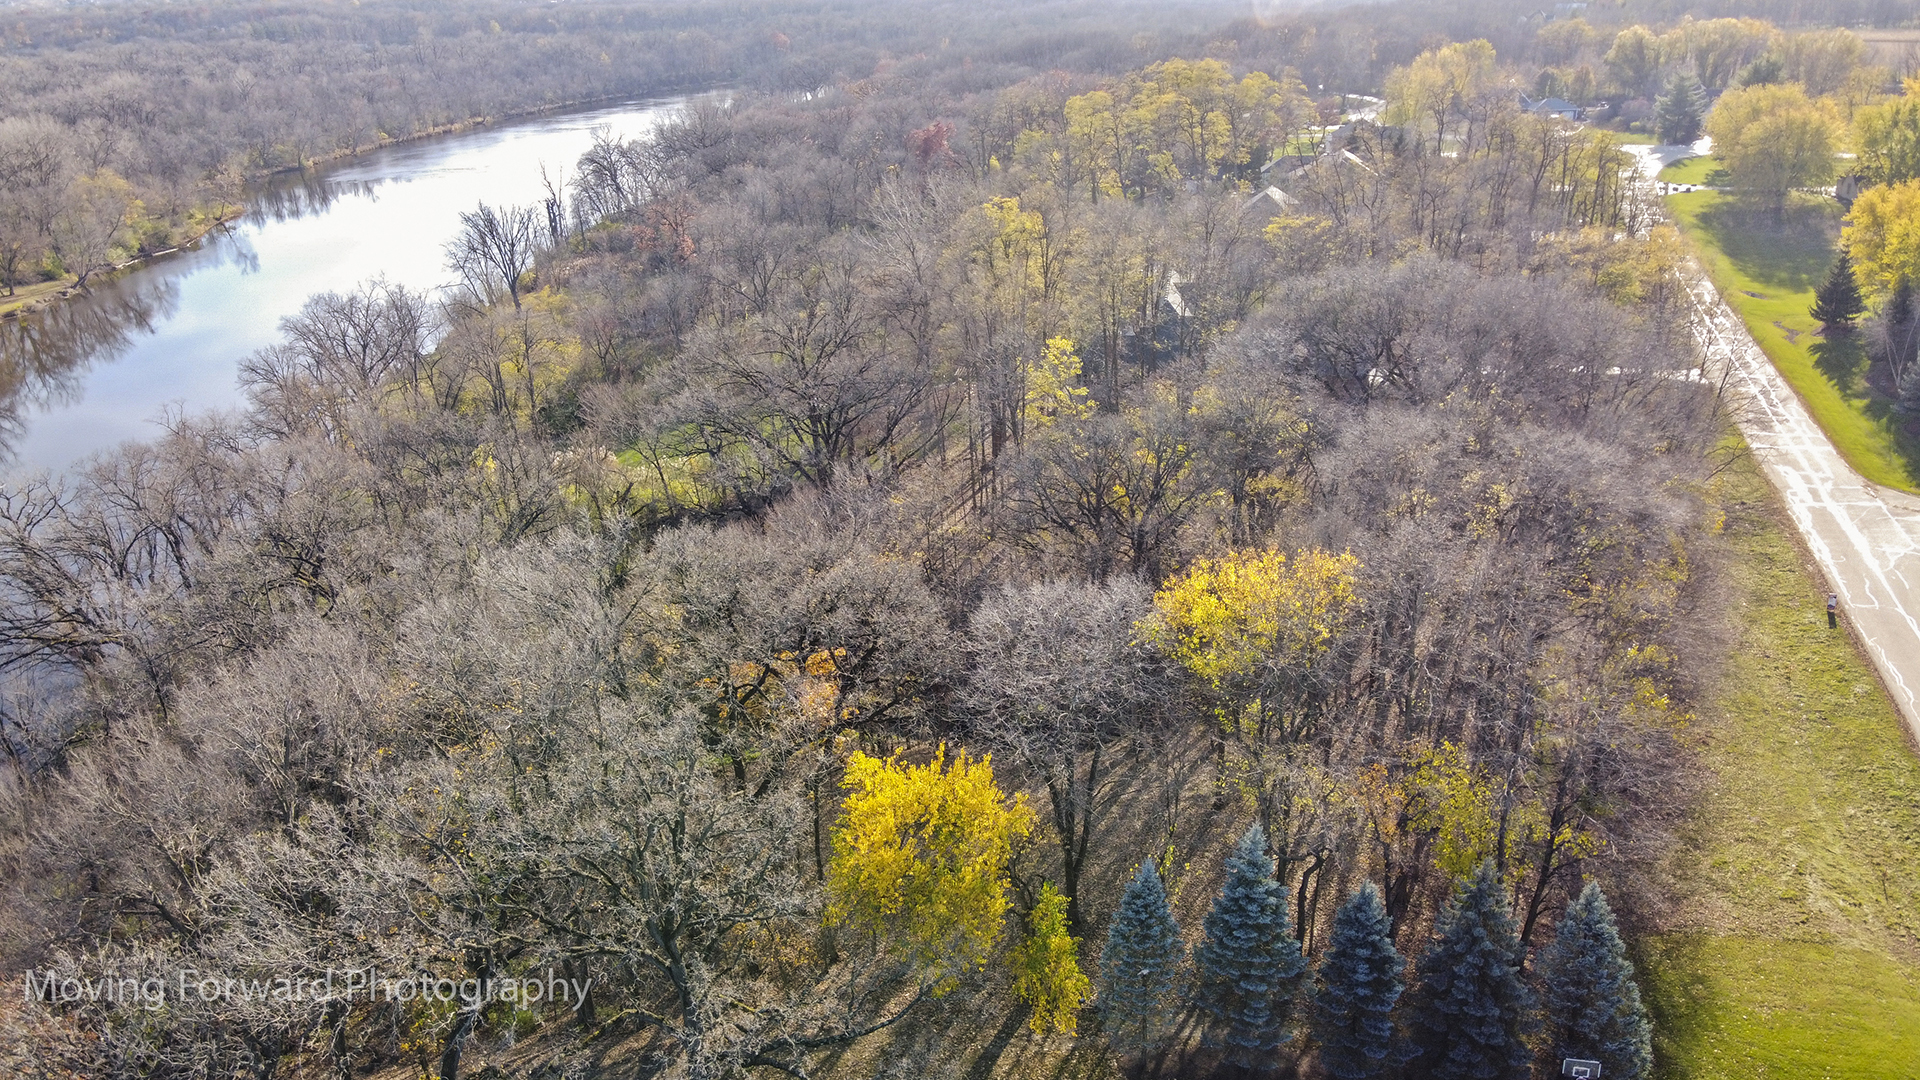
[1645,938,1920,1078]
[1665,189,1920,494]
[1640,456,1920,1078]
[1658,156,1728,187]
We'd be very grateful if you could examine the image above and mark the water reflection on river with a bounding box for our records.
[0,281,179,452]
[0,96,685,474]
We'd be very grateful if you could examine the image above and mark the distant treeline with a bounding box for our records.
[0,0,1238,294]
[2,0,1907,296]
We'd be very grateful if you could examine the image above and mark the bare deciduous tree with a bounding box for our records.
[962,578,1175,929]
[240,279,433,438]
[445,201,538,311]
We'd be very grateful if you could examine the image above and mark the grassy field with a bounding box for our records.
[1640,455,1920,1078]
[1658,175,1920,494]
[1658,156,1727,187]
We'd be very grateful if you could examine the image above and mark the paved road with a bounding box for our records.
[1690,275,1920,745]
[1631,143,1920,746]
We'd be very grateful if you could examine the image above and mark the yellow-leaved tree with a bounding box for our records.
[1140,548,1360,860]
[1661,16,1778,91]
[1023,337,1095,429]
[1705,82,1841,208]
[1842,178,1920,298]
[1143,548,1360,705]
[1531,224,1689,311]
[979,194,1055,295]
[1060,58,1311,201]
[1009,883,1091,1034]
[1405,742,1505,880]
[827,747,1033,988]
[1853,79,1920,187]
[1383,40,1498,153]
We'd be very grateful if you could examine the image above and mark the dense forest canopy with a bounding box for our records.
[0,0,1246,292]
[0,1,1907,1078]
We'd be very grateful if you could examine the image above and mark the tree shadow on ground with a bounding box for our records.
[1812,333,1920,488]
[961,1002,1034,1080]
[1859,394,1920,490]
[1811,334,1867,396]
[1694,196,1841,292]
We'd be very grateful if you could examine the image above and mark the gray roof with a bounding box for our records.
[1240,186,1301,218]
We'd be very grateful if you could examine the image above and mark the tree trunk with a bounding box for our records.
[438,956,493,1080]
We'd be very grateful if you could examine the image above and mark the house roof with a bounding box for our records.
[1163,271,1191,318]
[1261,153,1319,176]
[1240,186,1301,218]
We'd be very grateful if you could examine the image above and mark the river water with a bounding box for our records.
[0,96,686,475]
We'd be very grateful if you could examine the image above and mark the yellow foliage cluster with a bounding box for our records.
[1662,17,1779,89]
[1533,224,1688,310]
[1403,742,1602,882]
[827,747,1033,986]
[1062,58,1311,200]
[1405,743,1505,880]
[980,195,1049,283]
[1843,178,1920,298]
[1022,337,1094,428]
[1383,39,1498,139]
[1706,82,1841,200]
[1853,79,1920,186]
[1009,883,1090,1035]
[1606,19,1864,97]
[1142,548,1361,691]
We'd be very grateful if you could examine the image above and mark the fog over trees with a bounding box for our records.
[0,0,1896,1077]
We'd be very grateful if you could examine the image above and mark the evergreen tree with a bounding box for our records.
[1310,882,1405,1080]
[1735,54,1784,88]
[1810,252,1868,333]
[1401,861,1536,1080]
[1192,824,1309,1072]
[1098,859,1185,1052]
[1654,73,1708,146]
[1536,883,1653,1080]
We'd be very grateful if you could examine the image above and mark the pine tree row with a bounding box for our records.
[1093,826,1653,1079]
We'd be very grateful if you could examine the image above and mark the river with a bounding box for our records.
[0,95,688,475]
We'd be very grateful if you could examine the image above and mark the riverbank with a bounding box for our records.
[1,94,692,470]
[3,88,705,325]
[276,85,705,173]
[0,278,74,321]
[0,205,246,322]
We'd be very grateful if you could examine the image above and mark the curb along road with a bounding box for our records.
[1687,269,1920,749]
[1627,141,1920,750]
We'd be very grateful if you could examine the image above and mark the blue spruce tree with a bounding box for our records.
[1310,882,1405,1080]
[1192,824,1309,1072]
[1098,858,1185,1052]
[1537,883,1653,1080]
[1402,860,1536,1080]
